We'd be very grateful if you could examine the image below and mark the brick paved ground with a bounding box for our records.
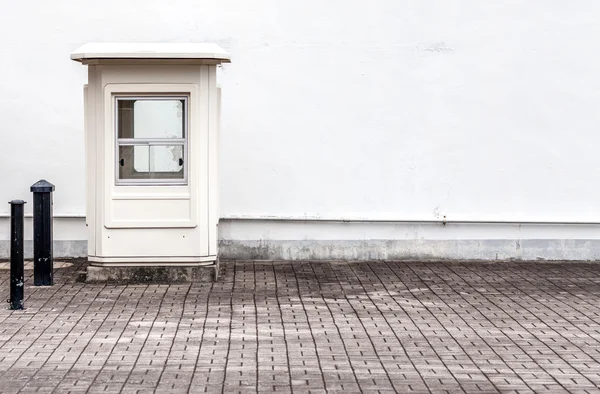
[0,260,600,393]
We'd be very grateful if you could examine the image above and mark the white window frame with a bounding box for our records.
[114,95,189,186]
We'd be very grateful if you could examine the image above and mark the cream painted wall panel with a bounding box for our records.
[110,199,193,226]
[101,82,201,234]
[197,66,212,257]
[100,228,205,258]
[208,67,219,256]
[84,83,96,256]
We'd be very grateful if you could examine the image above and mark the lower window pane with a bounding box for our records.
[118,145,184,182]
[119,145,150,180]
[150,145,184,177]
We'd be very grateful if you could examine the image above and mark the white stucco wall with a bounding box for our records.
[1,1,600,260]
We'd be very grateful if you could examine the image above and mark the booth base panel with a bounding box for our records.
[86,256,219,283]
[88,255,217,265]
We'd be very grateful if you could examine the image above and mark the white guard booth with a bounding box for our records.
[71,43,229,279]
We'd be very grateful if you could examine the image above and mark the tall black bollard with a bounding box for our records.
[31,180,55,286]
[9,200,25,310]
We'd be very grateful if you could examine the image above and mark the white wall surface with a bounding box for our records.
[1,1,600,259]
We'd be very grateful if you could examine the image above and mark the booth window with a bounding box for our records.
[116,97,187,185]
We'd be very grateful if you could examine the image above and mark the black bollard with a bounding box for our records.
[31,180,55,286]
[9,200,25,310]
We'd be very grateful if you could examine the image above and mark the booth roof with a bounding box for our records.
[70,43,230,63]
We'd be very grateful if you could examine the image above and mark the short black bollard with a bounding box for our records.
[31,180,55,286]
[9,200,26,310]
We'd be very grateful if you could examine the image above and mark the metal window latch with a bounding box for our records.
[179,158,184,166]
[119,159,124,167]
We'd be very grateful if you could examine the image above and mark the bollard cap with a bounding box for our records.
[9,200,26,205]
[31,179,55,193]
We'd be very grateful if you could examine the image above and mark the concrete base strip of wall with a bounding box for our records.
[218,239,600,261]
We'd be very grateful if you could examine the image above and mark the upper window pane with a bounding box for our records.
[117,99,185,139]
